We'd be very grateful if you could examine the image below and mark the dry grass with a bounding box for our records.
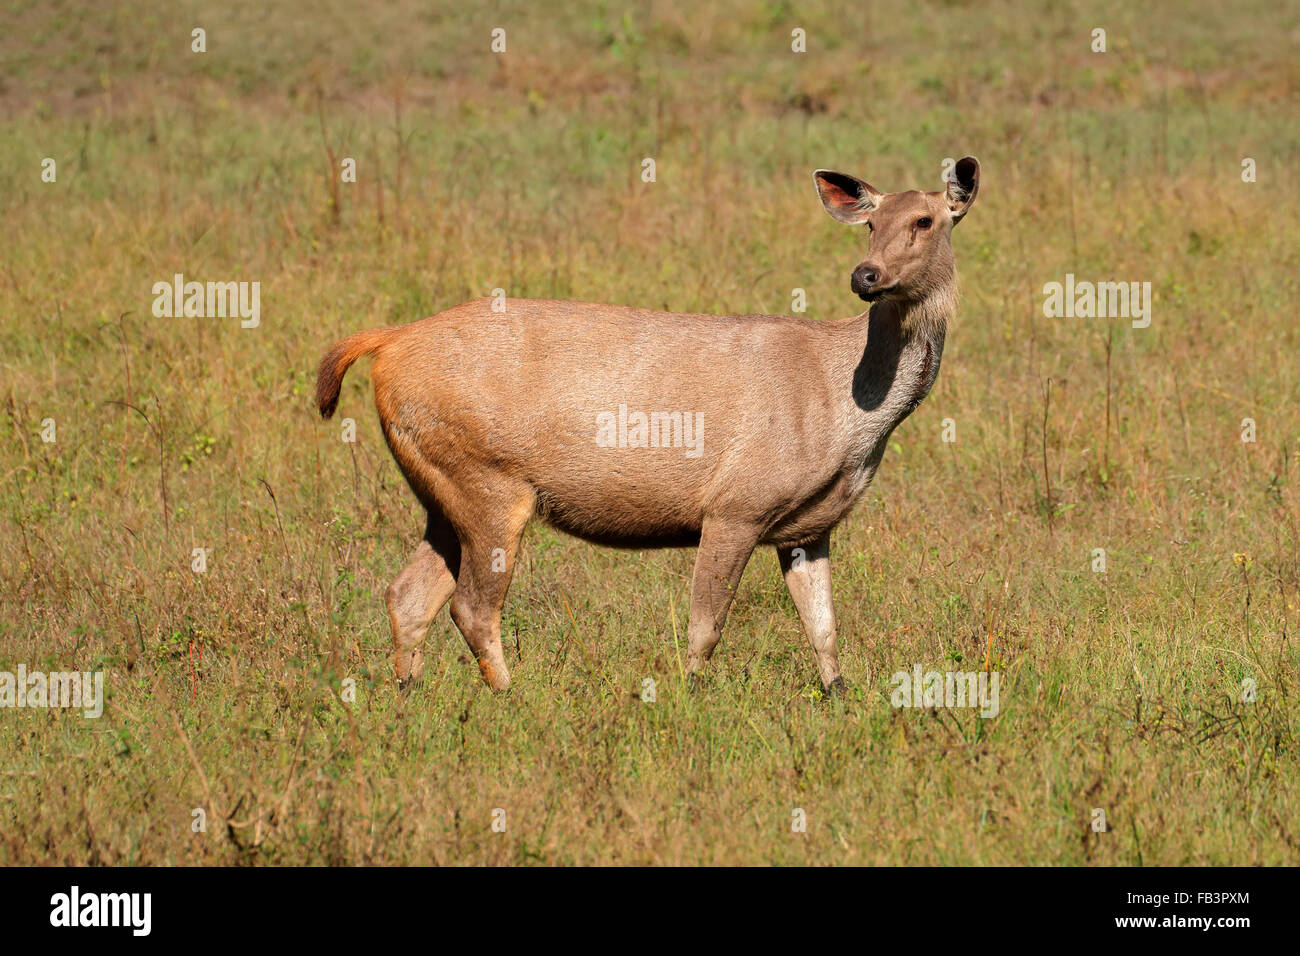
[0,0,1297,864]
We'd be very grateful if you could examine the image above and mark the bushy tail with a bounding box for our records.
[315,327,398,419]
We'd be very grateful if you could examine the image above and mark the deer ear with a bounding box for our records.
[946,156,980,224]
[813,170,881,225]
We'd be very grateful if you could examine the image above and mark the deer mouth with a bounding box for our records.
[858,285,897,303]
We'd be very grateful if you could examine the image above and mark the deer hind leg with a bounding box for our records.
[387,510,460,689]
[448,484,536,691]
[776,532,846,696]
[684,519,762,678]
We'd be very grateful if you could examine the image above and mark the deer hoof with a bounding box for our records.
[477,658,511,691]
[397,674,423,695]
[823,676,849,698]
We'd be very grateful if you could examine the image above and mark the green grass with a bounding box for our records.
[0,0,1297,864]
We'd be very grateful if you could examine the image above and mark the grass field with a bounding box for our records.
[1,0,1298,865]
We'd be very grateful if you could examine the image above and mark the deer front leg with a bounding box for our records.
[777,532,847,696]
[685,519,761,678]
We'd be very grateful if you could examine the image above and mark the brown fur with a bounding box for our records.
[316,327,400,418]
[316,158,980,693]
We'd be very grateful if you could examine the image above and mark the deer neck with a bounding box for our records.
[839,278,955,464]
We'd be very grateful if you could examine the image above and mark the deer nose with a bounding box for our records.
[851,265,881,295]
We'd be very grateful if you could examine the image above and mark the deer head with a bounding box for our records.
[814,157,980,305]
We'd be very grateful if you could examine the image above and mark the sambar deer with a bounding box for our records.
[316,157,980,695]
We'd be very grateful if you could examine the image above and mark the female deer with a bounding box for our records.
[316,158,980,695]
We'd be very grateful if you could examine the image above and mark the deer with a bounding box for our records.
[315,157,980,696]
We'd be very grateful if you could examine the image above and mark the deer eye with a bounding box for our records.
[866,221,874,232]
[916,217,933,229]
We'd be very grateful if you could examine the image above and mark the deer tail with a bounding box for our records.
[315,327,399,419]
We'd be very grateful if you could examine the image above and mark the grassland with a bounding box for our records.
[0,0,1297,864]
